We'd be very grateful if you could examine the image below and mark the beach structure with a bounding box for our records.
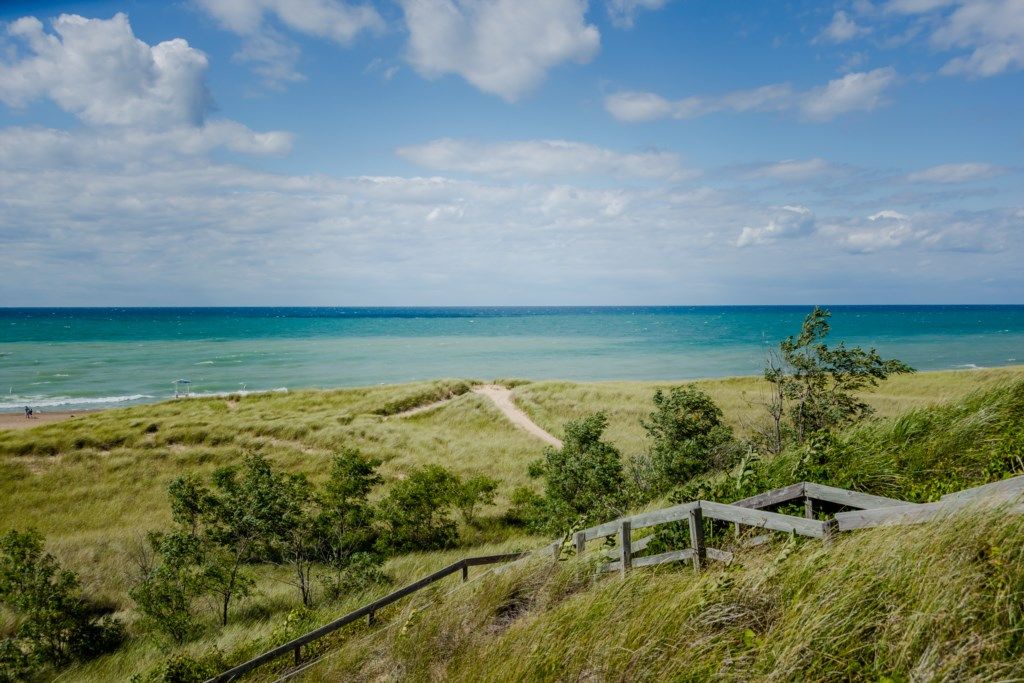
[172,379,192,398]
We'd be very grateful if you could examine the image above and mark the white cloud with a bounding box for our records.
[800,67,898,120]
[741,158,840,181]
[736,205,816,247]
[0,13,289,155]
[195,0,384,86]
[884,0,1024,77]
[396,138,694,179]
[826,208,1019,253]
[606,68,898,122]
[399,0,600,101]
[1,14,209,127]
[606,0,671,28]
[815,10,870,43]
[906,162,1006,182]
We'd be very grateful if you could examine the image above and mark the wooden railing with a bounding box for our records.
[206,552,527,683]
[207,474,1024,681]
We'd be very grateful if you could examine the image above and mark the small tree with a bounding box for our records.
[316,448,381,567]
[0,530,123,671]
[764,307,914,451]
[531,413,628,534]
[130,531,205,645]
[641,385,736,493]
[165,453,295,626]
[455,474,499,526]
[376,465,461,552]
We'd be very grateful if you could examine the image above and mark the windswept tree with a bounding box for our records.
[763,307,914,452]
[641,384,736,493]
[527,413,628,534]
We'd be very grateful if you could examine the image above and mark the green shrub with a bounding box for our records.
[377,465,462,552]
[639,384,737,496]
[0,529,124,672]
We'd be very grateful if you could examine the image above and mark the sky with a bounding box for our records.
[0,0,1021,306]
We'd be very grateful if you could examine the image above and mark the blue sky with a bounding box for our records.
[0,0,1021,305]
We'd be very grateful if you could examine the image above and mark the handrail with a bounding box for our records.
[206,552,527,683]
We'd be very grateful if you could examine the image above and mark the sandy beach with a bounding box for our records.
[0,410,96,430]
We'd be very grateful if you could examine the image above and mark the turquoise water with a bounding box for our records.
[1,306,1022,412]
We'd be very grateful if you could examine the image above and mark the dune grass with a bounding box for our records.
[2,366,1024,680]
[310,507,1024,682]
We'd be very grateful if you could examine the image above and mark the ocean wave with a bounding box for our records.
[954,363,984,370]
[181,388,289,399]
[0,394,153,410]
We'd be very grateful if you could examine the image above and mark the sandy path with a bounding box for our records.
[472,385,563,448]
[0,410,96,431]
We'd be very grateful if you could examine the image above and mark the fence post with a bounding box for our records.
[619,520,632,577]
[805,497,815,520]
[293,645,301,665]
[574,531,586,555]
[462,564,469,582]
[822,519,838,547]
[552,541,561,561]
[688,507,706,572]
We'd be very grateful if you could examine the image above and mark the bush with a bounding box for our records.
[456,475,499,525]
[322,552,391,601]
[377,465,462,552]
[0,529,124,672]
[640,385,737,495]
[529,413,629,534]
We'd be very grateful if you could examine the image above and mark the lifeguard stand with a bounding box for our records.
[172,379,192,398]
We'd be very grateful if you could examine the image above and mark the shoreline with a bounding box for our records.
[2,364,1022,432]
[0,409,99,430]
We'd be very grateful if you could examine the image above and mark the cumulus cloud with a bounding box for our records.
[606,0,671,28]
[395,138,694,180]
[195,0,384,86]
[399,0,600,101]
[884,0,1024,77]
[736,205,816,247]
[0,13,289,154]
[906,162,1007,182]
[605,68,898,122]
[815,10,870,43]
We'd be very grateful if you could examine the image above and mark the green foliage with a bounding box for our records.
[0,529,123,674]
[165,453,301,625]
[316,448,382,566]
[131,649,227,683]
[456,475,499,525]
[322,552,391,602]
[528,413,628,534]
[130,531,205,645]
[763,306,914,451]
[377,465,462,552]
[639,384,737,496]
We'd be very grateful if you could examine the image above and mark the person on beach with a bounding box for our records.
[24,406,33,418]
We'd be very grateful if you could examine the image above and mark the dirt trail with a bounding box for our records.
[472,384,563,448]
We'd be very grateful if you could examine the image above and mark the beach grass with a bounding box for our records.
[1,365,1024,679]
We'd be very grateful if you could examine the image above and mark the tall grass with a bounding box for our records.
[1,368,1023,680]
[312,508,1024,681]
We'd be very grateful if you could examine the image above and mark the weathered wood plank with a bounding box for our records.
[706,547,733,562]
[803,482,909,510]
[632,548,693,569]
[620,521,632,577]
[688,507,706,571]
[602,534,654,559]
[939,475,1024,503]
[733,482,805,510]
[699,500,827,539]
[574,531,586,555]
[741,533,774,548]
[834,497,1024,531]
[581,502,701,541]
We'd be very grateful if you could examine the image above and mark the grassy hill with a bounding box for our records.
[1,366,1023,680]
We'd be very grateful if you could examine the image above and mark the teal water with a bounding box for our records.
[1,306,1022,412]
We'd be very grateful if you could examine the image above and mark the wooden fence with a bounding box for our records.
[206,474,1024,681]
[206,552,526,683]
